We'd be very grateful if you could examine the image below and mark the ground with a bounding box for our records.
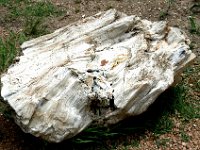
[0,0,199,150]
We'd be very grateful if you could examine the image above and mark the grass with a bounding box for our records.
[10,1,63,18]
[54,83,197,149]
[74,0,82,4]
[0,101,13,119]
[0,1,63,17]
[180,131,190,142]
[67,63,199,148]
[0,0,64,72]
[190,2,200,14]
[24,17,49,37]
[189,16,200,36]
[159,0,175,20]
[171,84,199,121]
[188,1,200,36]
[106,5,114,10]
[0,32,27,72]
[159,11,169,20]
[155,138,170,148]
[75,8,80,13]
[0,21,48,73]
[0,1,64,29]
[30,78,198,150]
[0,0,23,7]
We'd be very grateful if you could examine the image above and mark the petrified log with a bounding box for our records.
[1,9,196,142]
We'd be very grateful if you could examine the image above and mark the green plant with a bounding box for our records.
[24,17,49,37]
[0,0,23,7]
[0,100,14,119]
[74,0,81,4]
[75,8,80,13]
[72,127,120,144]
[0,32,27,72]
[159,11,169,20]
[180,131,190,142]
[152,115,174,134]
[11,1,63,18]
[25,2,62,17]
[189,16,200,35]
[106,5,113,10]
[67,80,198,148]
[131,139,140,147]
[159,0,175,20]
[155,138,170,148]
[2,1,64,24]
[189,41,197,50]
[190,3,200,14]
[173,84,199,121]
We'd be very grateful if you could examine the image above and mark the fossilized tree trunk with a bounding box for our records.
[1,9,196,142]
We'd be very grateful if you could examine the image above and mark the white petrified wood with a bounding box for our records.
[1,9,196,142]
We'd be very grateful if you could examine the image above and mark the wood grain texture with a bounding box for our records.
[1,9,196,142]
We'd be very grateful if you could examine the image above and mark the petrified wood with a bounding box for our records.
[1,9,196,142]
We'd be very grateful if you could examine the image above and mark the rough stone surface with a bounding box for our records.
[0,9,196,142]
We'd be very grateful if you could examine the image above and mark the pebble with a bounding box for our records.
[182,142,186,146]
[193,124,197,127]
[189,84,193,87]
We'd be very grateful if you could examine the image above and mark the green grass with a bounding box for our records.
[131,139,140,147]
[190,2,200,14]
[69,74,198,148]
[52,82,197,149]
[0,101,13,119]
[171,85,199,121]
[24,17,49,37]
[0,1,63,125]
[159,11,169,20]
[74,0,82,4]
[32,78,198,150]
[106,5,114,10]
[159,0,175,20]
[180,131,190,142]
[0,1,65,73]
[10,1,63,18]
[189,16,200,36]
[75,8,80,13]
[1,1,64,27]
[155,138,170,148]
[188,1,200,36]
[0,32,27,73]
[0,0,23,7]
[0,0,63,17]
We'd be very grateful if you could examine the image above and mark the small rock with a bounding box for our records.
[182,142,186,146]
[193,124,197,127]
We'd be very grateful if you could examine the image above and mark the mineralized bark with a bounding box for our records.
[0,9,196,142]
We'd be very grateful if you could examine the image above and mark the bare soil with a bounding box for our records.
[0,0,199,150]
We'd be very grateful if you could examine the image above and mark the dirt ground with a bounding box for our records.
[0,0,199,150]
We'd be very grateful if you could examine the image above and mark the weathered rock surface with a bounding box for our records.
[0,9,196,142]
